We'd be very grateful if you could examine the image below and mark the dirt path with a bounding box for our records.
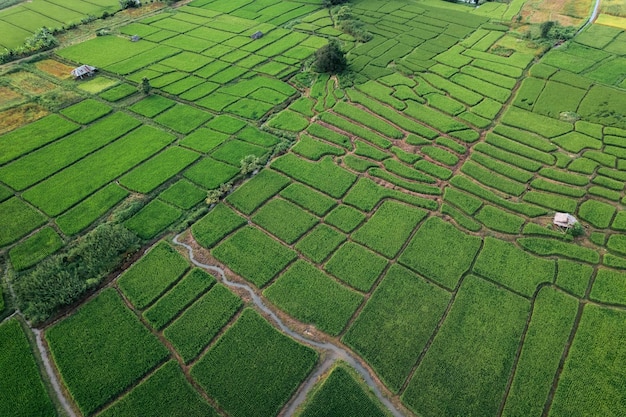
[172,234,406,417]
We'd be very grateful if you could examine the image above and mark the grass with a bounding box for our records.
[190,308,318,417]
[590,268,626,305]
[267,110,309,132]
[550,305,626,416]
[252,198,319,244]
[165,284,242,363]
[264,260,363,336]
[0,319,55,417]
[402,275,529,417]
[118,241,189,310]
[325,242,388,292]
[99,361,219,417]
[298,364,390,417]
[45,289,169,416]
[473,237,555,296]
[353,201,427,259]
[9,227,63,271]
[124,199,183,240]
[60,99,111,124]
[502,287,578,417]
[343,264,450,393]
[399,217,482,290]
[212,226,297,288]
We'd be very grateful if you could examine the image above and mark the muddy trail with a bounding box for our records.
[172,234,406,417]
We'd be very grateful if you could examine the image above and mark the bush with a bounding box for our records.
[13,223,139,324]
[314,41,347,74]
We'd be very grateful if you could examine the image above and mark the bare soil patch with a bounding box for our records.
[0,103,48,134]
[34,59,74,80]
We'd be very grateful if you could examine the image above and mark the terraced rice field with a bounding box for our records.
[2,0,626,415]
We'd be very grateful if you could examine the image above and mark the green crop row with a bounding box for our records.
[353,200,427,259]
[344,264,450,393]
[9,226,64,271]
[190,308,318,417]
[383,159,436,183]
[461,161,526,196]
[370,169,441,195]
[441,203,482,232]
[124,199,183,240]
[252,198,318,244]
[0,198,47,248]
[99,361,218,417]
[118,241,189,310]
[45,289,169,416]
[295,224,346,264]
[23,126,176,216]
[523,191,577,213]
[292,135,345,161]
[0,114,79,165]
[325,242,388,292]
[578,199,616,228]
[494,125,558,153]
[486,133,555,165]
[471,152,533,183]
[144,268,215,330]
[343,177,438,212]
[518,237,600,264]
[320,112,392,148]
[271,154,357,199]
[226,169,291,215]
[402,276,529,417]
[420,73,482,106]
[399,216,481,290]
[212,226,297,288]
[0,319,55,417]
[414,159,453,180]
[530,178,585,198]
[165,284,242,363]
[264,260,363,336]
[306,123,352,149]
[279,182,337,217]
[475,205,525,234]
[0,112,141,191]
[502,287,578,417]
[474,237,555,296]
[404,101,468,133]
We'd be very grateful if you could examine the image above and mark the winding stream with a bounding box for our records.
[173,234,405,417]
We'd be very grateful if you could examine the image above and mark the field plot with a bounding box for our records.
[191,308,318,417]
[4,0,626,415]
[298,363,390,417]
[45,288,169,416]
[0,319,55,417]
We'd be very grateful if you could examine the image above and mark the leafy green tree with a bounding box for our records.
[139,77,151,95]
[314,41,347,74]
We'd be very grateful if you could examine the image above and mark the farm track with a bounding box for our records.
[172,233,408,417]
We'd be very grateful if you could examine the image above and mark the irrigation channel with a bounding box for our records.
[173,234,405,417]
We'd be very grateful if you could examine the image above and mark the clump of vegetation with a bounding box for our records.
[206,182,233,205]
[139,77,151,95]
[568,222,584,237]
[314,40,347,74]
[119,0,141,9]
[324,0,348,6]
[333,5,372,42]
[533,21,577,42]
[0,28,58,64]
[12,223,140,324]
[240,155,262,175]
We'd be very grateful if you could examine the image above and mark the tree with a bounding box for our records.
[139,77,151,95]
[314,40,347,74]
[540,21,555,38]
[240,155,261,175]
[324,0,348,6]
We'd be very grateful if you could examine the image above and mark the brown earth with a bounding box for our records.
[520,0,593,26]
[34,59,74,80]
[6,71,57,95]
[0,85,25,108]
[0,103,48,134]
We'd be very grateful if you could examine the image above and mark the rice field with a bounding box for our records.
[2,0,626,415]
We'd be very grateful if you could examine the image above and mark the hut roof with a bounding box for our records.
[553,212,577,228]
[71,65,97,78]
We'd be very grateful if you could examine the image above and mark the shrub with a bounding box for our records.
[14,223,139,324]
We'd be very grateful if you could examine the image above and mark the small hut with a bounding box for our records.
[71,65,97,79]
[251,31,263,40]
[553,212,577,229]
[131,35,141,42]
